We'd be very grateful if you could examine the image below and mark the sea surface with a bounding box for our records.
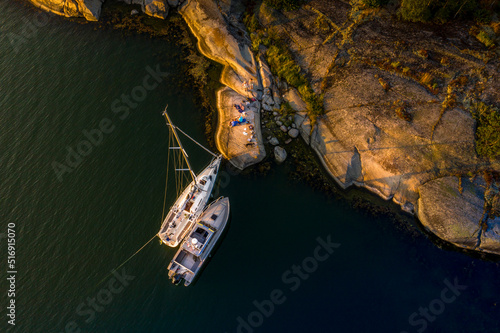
[1,1,499,332]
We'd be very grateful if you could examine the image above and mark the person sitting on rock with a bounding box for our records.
[229,119,239,127]
[234,104,245,113]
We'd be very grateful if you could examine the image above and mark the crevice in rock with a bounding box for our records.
[473,201,489,250]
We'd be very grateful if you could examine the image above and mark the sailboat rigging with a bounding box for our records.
[158,105,222,248]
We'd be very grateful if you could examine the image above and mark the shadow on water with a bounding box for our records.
[276,129,500,261]
[343,182,500,261]
[415,220,500,262]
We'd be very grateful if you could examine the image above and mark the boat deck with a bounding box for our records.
[174,250,201,273]
[158,156,221,247]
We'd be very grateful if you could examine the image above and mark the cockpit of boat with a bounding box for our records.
[191,227,209,245]
[185,224,214,254]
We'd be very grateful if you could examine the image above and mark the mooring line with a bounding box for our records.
[95,233,159,288]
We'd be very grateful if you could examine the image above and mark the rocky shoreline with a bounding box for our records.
[27,0,103,21]
[24,0,500,256]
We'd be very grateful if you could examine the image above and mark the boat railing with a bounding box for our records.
[201,196,224,213]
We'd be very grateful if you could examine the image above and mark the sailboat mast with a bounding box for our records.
[162,107,197,184]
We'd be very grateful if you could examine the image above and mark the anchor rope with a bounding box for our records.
[95,233,159,288]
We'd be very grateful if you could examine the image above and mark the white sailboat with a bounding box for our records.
[158,107,222,248]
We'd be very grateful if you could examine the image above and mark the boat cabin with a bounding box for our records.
[183,175,212,214]
[184,223,214,256]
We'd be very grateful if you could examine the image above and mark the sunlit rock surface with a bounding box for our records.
[418,176,500,255]
[180,0,265,169]
[28,0,103,21]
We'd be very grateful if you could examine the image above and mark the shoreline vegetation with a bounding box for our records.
[22,0,500,258]
[243,11,325,127]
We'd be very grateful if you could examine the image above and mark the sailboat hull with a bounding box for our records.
[158,156,222,247]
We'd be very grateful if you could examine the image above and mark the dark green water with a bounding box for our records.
[1,1,499,333]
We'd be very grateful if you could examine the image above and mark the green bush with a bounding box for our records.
[265,43,324,122]
[245,11,325,124]
[186,53,210,87]
[260,32,271,47]
[476,30,495,48]
[298,84,324,119]
[264,0,303,11]
[251,34,262,52]
[470,102,500,159]
[359,0,388,8]
[398,0,490,23]
[280,101,295,115]
[266,44,307,87]
[398,0,432,22]
[395,107,412,121]
[474,8,492,24]
[315,14,331,33]
[243,14,260,33]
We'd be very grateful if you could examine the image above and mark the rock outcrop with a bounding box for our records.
[144,0,169,19]
[28,0,178,21]
[28,0,103,21]
[274,146,287,163]
[120,0,173,19]
[24,0,500,255]
[179,0,266,169]
[269,137,279,146]
[167,0,178,7]
[256,1,500,254]
[120,0,143,5]
[288,128,299,138]
[418,177,500,255]
[216,87,265,169]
